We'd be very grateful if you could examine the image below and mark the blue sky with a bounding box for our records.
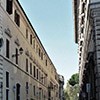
[19,0,78,85]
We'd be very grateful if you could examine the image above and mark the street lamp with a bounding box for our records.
[12,47,23,57]
[19,47,23,54]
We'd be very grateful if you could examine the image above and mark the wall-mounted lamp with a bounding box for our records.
[19,47,23,54]
[12,47,23,57]
[39,87,42,90]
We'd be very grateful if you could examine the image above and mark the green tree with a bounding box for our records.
[64,89,70,100]
[64,73,79,100]
[68,73,79,86]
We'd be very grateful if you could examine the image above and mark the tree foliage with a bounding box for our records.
[64,89,70,100]
[68,73,79,86]
[64,73,79,100]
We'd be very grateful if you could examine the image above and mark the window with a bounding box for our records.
[42,89,43,99]
[50,82,53,90]
[14,10,20,27]
[6,72,9,88]
[39,71,40,81]
[36,45,38,53]
[82,3,85,14]
[6,89,9,100]
[6,39,10,58]
[39,49,41,57]
[30,63,32,75]
[80,47,82,51]
[81,16,84,24]
[80,41,83,46]
[33,85,35,96]
[34,66,36,78]
[30,34,32,45]
[45,59,47,66]
[48,89,51,100]
[41,74,43,83]
[56,92,58,97]
[26,59,28,72]
[26,29,28,39]
[6,0,13,14]
[40,72,42,82]
[44,75,47,85]
[41,52,43,60]
[26,82,28,94]
[16,83,21,100]
[81,28,83,33]
[15,48,18,64]
[6,71,9,100]
[33,40,35,49]
[37,69,38,79]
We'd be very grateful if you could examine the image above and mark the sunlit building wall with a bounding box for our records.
[0,0,60,100]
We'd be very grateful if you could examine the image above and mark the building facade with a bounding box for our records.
[59,75,64,100]
[73,0,100,100]
[0,0,61,100]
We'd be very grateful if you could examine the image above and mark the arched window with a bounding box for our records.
[16,83,21,100]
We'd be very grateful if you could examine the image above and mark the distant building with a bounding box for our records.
[73,0,100,100]
[59,75,64,100]
[0,0,61,100]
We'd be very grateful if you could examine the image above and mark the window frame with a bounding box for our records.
[26,58,28,72]
[6,39,10,59]
[14,10,20,27]
[6,0,13,14]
